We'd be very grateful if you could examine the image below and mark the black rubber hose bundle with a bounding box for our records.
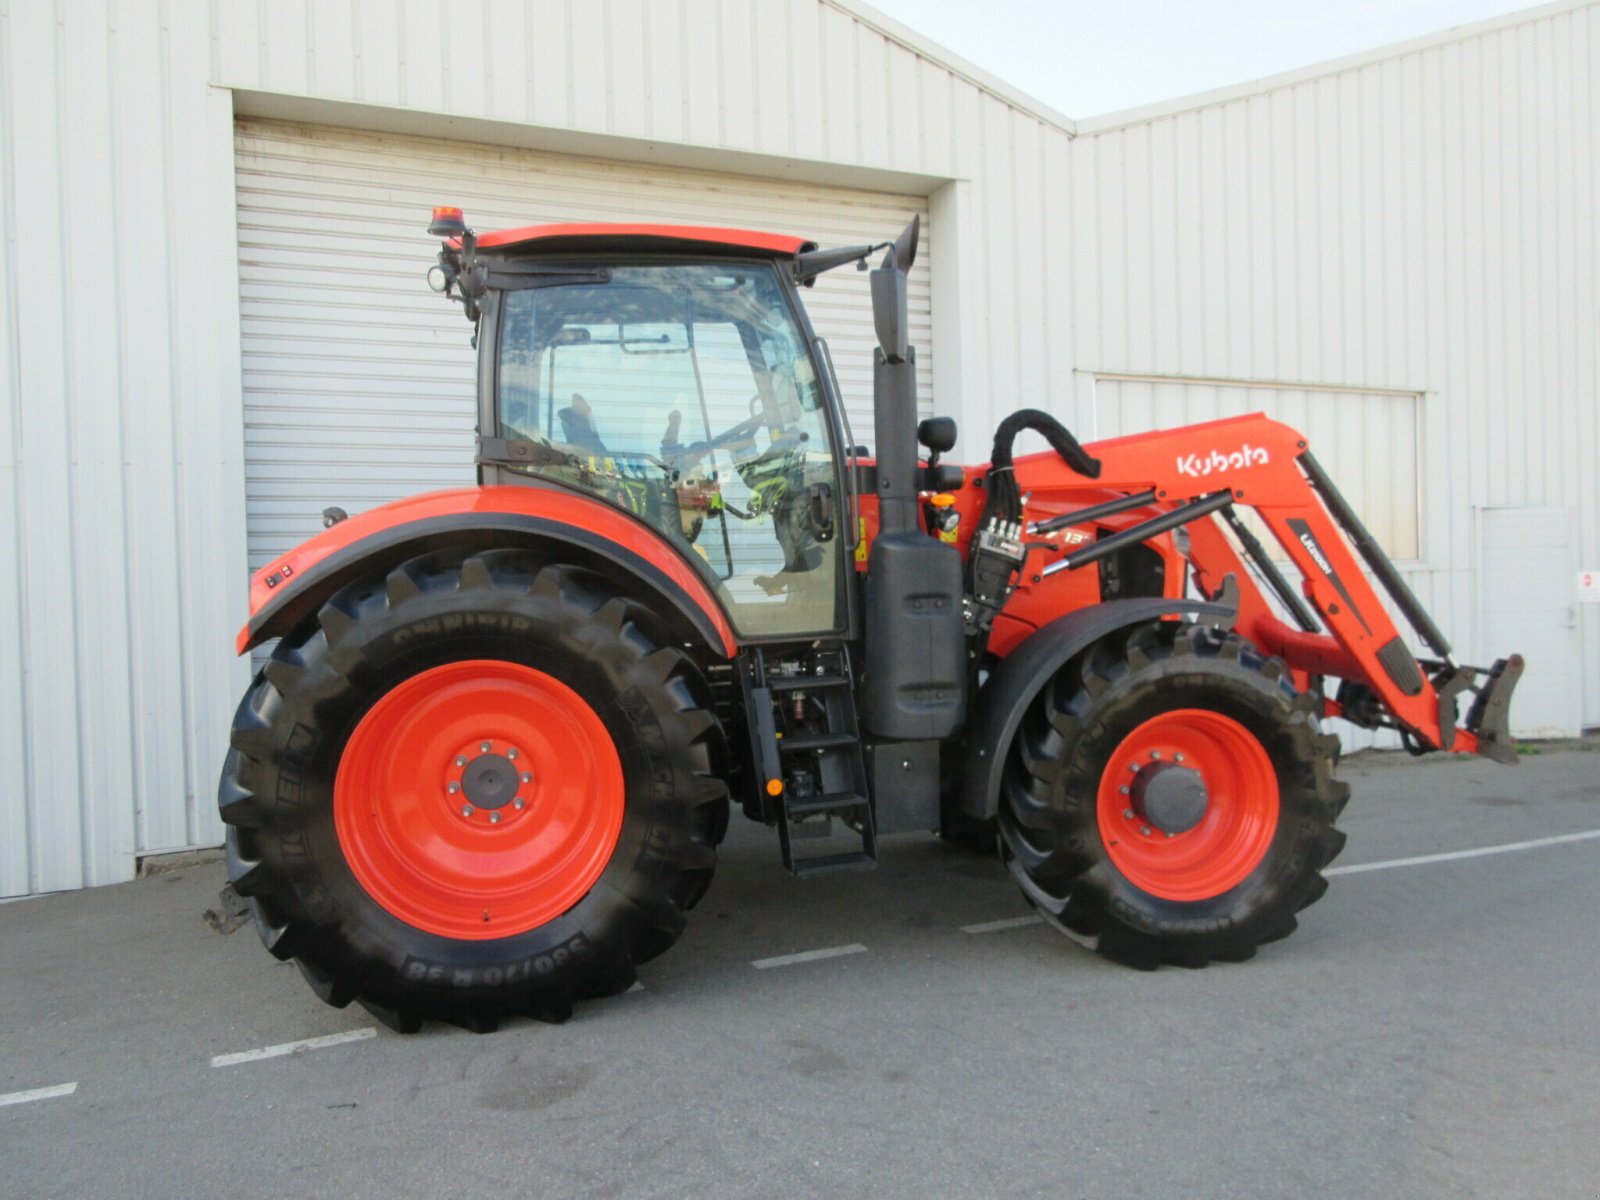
[980,409,1102,529]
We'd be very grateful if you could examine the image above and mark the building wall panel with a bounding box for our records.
[234,120,934,578]
[0,0,1594,894]
[1069,1,1599,726]
[0,0,248,895]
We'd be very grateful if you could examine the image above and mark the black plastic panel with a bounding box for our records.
[866,740,941,834]
[859,530,968,740]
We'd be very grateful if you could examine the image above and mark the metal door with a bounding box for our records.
[1477,506,1581,738]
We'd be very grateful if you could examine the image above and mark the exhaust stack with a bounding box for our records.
[859,216,967,741]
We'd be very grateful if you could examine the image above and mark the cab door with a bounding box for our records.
[482,259,848,640]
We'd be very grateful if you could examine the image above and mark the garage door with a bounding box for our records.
[234,119,932,575]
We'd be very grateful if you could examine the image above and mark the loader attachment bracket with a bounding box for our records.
[1464,655,1524,765]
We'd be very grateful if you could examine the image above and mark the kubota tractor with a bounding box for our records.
[221,210,1523,1032]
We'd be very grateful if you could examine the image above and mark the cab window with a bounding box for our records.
[496,263,842,638]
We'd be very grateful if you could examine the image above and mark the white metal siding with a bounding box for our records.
[2,0,1597,896]
[235,120,931,573]
[1478,507,1582,737]
[0,0,248,897]
[1092,376,1422,561]
[1064,2,1600,726]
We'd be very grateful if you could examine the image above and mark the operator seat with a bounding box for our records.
[557,393,608,454]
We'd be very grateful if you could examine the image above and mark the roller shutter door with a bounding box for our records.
[234,119,932,575]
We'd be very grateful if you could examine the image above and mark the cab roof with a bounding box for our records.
[472,222,818,257]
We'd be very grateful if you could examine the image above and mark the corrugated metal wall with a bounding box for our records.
[2,0,1596,893]
[0,0,249,895]
[234,118,932,579]
[1065,1,1600,737]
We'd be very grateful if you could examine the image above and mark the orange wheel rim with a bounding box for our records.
[1095,708,1279,902]
[334,660,624,939]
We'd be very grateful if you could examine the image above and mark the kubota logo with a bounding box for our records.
[1298,530,1333,574]
[1176,443,1270,477]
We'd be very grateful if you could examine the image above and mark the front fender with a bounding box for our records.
[955,598,1235,821]
[238,486,737,658]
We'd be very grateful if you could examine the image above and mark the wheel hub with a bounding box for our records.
[444,737,535,823]
[1129,761,1209,835]
[461,753,519,810]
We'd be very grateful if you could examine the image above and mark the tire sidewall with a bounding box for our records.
[261,567,705,1007]
[1051,646,1324,940]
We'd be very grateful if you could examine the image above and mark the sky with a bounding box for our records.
[861,0,1549,119]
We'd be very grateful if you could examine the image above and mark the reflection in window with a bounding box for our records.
[497,264,842,637]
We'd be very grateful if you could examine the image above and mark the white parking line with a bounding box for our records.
[0,1082,78,1108]
[752,943,867,970]
[210,1027,377,1068]
[1326,828,1600,877]
[962,914,1044,935]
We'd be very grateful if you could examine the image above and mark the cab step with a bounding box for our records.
[738,643,876,876]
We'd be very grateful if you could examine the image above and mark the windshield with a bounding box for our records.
[496,262,843,638]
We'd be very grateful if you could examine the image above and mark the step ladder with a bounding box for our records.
[739,644,876,876]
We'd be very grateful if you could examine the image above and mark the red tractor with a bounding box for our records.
[221,210,1523,1031]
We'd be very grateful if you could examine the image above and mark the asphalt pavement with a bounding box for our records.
[2,743,1598,1200]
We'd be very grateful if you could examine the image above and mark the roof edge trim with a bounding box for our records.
[821,0,1079,137]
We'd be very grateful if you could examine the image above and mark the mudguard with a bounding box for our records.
[956,597,1235,821]
[238,486,737,658]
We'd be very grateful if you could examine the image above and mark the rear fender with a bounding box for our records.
[238,486,736,658]
[955,598,1235,821]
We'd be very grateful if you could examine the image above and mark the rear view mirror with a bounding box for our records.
[620,323,688,354]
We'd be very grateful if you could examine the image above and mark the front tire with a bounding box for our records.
[219,549,728,1031]
[999,620,1348,968]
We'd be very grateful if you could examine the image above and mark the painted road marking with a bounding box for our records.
[1327,828,1600,877]
[752,943,867,970]
[211,1027,377,1068]
[0,1082,77,1108]
[962,914,1044,934]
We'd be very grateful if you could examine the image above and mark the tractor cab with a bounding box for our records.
[433,214,851,639]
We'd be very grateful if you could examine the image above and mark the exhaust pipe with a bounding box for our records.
[869,216,920,534]
[859,216,967,740]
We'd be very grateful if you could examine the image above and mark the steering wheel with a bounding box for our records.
[662,409,768,470]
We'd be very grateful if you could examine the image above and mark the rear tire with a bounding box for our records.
[219,549,728,1031]
[999,620,1348,968]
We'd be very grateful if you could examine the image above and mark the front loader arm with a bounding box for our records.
[1064,414,1521,760]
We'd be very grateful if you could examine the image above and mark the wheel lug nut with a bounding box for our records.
[455,756,467,767]
[461,804,475,817]
[447,782,460,794]
[507,748,518,760]
[1150,751,1161,760]
[1119,785,1130,795]
[513,798,526,810]
[1165,831,1176,838]
[1123,808,1135,820]
[1174,753,1185,763]
[520,772,532,784]
[489,812,501,824]
[1140,826,1152,836]
[480,741,492,753]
